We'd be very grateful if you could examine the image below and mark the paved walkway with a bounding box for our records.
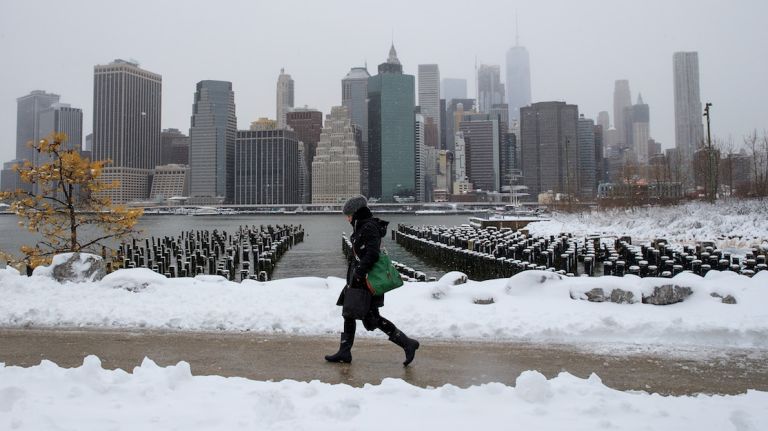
[2,328,766,396]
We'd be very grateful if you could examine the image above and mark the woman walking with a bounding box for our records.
[325,195,420,366]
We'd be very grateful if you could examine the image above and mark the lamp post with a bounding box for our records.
[703,102,714,202]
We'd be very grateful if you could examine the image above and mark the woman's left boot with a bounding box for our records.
[325,332,354,363]
[389,330,420,366]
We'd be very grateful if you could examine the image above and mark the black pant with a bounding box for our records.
[344,307,397,336]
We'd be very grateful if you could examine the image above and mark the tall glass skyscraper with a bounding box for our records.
[189,80,237,203]
[505,45,531,124]
[673,51,703,181]
[16,90,60,162]
[342,66,371,195]
[367,44,415,202]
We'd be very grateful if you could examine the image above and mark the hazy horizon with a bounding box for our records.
[1,0,766,166]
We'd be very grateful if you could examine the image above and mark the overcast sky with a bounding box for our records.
[1,0,766,166]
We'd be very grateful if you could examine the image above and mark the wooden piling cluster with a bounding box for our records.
[606,238,767,278]
[341,234,432,282]
[395,224,767,281]
[118,225,305,281]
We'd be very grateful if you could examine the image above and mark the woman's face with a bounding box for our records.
[345,214,353,223]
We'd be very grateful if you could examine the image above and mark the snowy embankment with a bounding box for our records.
[2,265,767,350]
[1,356,766,430]
[527,200,768,247]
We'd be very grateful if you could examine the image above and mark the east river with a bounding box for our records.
[0,213,472,279]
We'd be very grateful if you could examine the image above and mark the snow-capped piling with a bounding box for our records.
[118,224,304,281]
[395,224,767,281]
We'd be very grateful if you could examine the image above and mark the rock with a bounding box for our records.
[642,284,692,305]
[722,294,737,304]
[609,289,635,304]
[473,298,495,305]
[583,288,605,302]
[33,253,106,283]
[439,271,468,286]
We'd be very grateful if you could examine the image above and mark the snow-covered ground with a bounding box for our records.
[527,200,768,249]
[2,265,767,351]
[1,355,766,430]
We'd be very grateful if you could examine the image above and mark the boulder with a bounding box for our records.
[33,253,106,283]
[583,288,605,302]
[609,289,636,304]
[710,292,738,304]
[642,284,692,305]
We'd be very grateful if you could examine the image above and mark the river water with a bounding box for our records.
[0,213,471,279]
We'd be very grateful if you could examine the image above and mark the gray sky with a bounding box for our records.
[1,0,766,166]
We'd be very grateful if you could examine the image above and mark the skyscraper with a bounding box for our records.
[613,80,632,147]
[16,90,60,163]
[477,65,505,114]
[311,106,361,204]
[93,59,161,203]
[234,129,300,204]
[276,68,294,129]
[286,108,323,202]
[520,101,579,199]
[93,60,162,170]
[673,51,703,181]
[189,80,237,204]
[368,44,416,202]
[445,98,475,152]
[577,115,596,198]
[160,128,189,166]
[596,111,610,132]
[459,112,503,192]
[505,42,531,124]
[37,103,83,164]
[441,78,467,102]
[629,94,650,164]
[418,64,441,147]
[342,66,371,195]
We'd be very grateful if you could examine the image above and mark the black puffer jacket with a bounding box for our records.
[336,206,388,309]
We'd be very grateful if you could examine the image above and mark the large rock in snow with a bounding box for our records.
[33,253,106,283]
[642,284,692,305]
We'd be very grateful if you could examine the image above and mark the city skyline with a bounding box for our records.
[1,0,767,167]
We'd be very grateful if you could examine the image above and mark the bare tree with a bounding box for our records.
[745,130,768,198]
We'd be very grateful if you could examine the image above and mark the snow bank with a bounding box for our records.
[2,266,767,349]
[527,200,768,248]
[0,356,766,430]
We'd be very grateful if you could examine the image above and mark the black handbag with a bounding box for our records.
[342,287,372,319]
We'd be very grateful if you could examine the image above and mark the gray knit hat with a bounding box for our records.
[342,195,368,216]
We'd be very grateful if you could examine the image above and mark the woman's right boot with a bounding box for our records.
[324,332,354,363]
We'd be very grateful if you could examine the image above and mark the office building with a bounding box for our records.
[367,44,416,202]
[160,128,189,166]
[441,78,467,101]
[311,106,361,204]
[93,59,161,202]
[234,129,300,204]
[459,112,502,192]
[577,115,597,198]
[16,90,60,163]
[150,164,189,200]
[673,51,704,182]
[477,64,505,114]
[520,101,579,199]
[505,42,531,123]
[276,68,294,129]
[342,66,371,194]
[613,80,631,147]
[418,64,441,147]
[189,80,236,204]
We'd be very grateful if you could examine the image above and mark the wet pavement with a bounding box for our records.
[2,328,767,396]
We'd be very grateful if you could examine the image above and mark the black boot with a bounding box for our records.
[325,332,354,363]
[389,330,420,366]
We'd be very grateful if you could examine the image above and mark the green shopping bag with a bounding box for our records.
[365,249,404,295]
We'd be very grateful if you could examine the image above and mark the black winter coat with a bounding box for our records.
[336,207,388,309]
